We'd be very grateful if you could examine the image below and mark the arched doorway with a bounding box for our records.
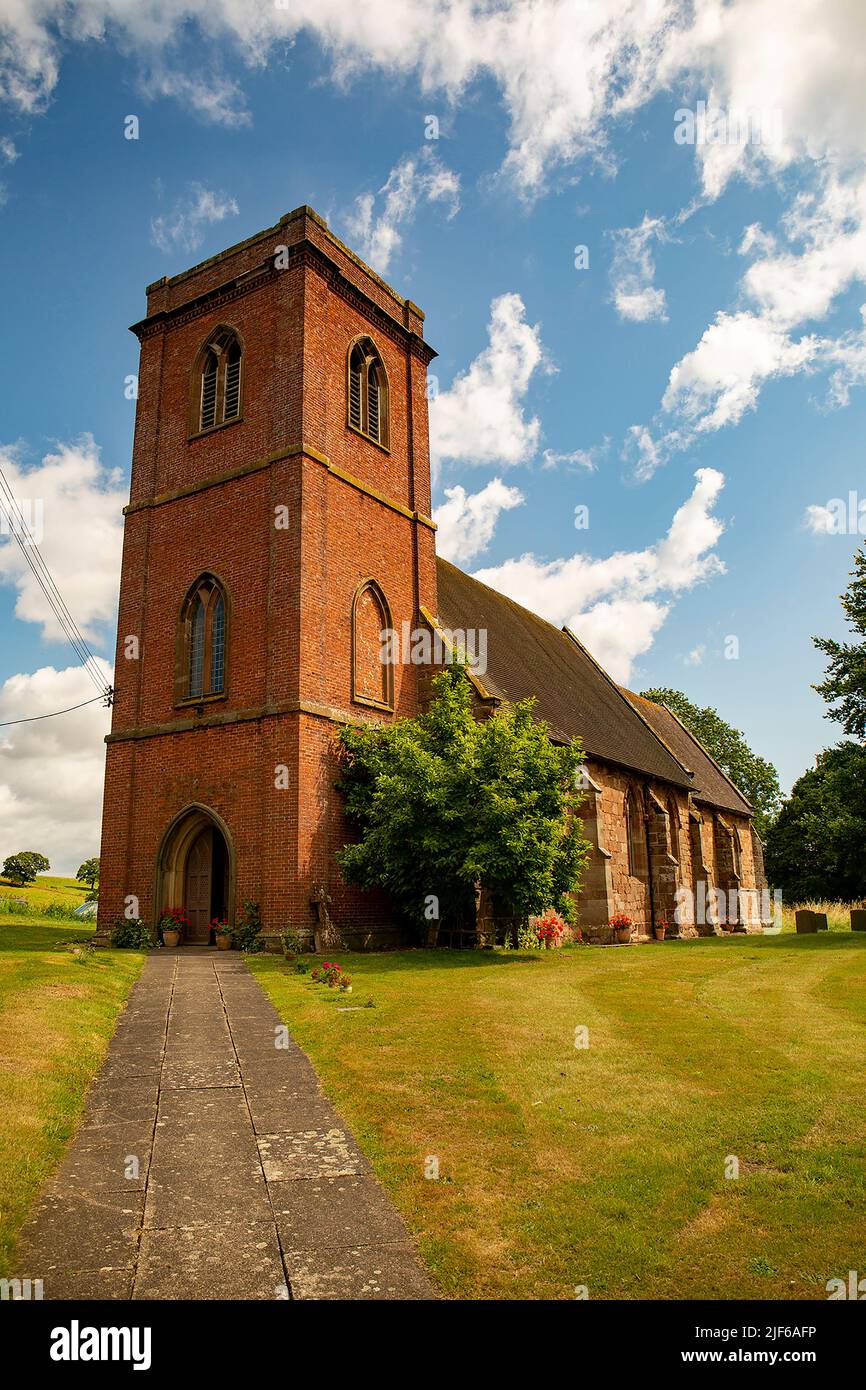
[155,805,233,945]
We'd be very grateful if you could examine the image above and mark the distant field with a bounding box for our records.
[0,875,90,911]
[0,916,144,1276]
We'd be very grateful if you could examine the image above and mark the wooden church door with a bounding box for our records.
[185,828,213,943]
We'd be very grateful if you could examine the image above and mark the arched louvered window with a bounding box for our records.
[346,337,389,448]
[179,575,228,702]
[194,329,243,434]
[352,579,393,710]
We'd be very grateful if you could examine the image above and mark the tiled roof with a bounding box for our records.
[435,558,692,789]
[434,558,753,816]
[618,690,754,817]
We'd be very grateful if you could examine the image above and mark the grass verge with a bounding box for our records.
[0,916,144,1275]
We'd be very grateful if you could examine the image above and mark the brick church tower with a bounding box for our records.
[97,206,438,947]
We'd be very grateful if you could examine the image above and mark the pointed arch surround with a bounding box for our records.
[352,578,393,711]
[176,573,229,704]
[347,336,390,449]
[154,803,235,940]
[191,326,244,435]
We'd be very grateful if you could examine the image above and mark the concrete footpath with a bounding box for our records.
[15,950,434,1300]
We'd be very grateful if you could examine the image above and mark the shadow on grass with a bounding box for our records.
[260,932,866,975]
[0,921,96,952]
[674,931,866,953]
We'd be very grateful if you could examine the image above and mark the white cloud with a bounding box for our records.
[140,65,250,127]
[474,467,726,682]
[345,150,459,275]
[1,3,866,201]
[609,215,669,322]
[0,662,112,876]
[151,181,239,254]
[0,136,18,162]
[0,436,125,643]
[684,643,706,666]
[542,443,604,472]
[434,478,524,566]
[626,165,866,476]
[430,292,550,474]
[661,310,821,435]
[804,503,839,535]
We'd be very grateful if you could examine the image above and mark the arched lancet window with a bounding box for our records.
[732,825,742,879]
[667,795,680,863]
[625,786,644,878]
[179,575,228,702]
[347,337,389,448]
[194,328,243,434]
[352,579,393,710]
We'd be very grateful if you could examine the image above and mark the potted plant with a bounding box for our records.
[159,906,188,948]
[654,916,668,942]
[609,912,633,944]
[532,908,568,949]
[338,973,353,994]
[213,918,232,950]
[279,928,302,961]
[322,960,342,987]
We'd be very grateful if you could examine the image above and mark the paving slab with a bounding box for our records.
[13,950,434,1300]
[285,1245,435,1301]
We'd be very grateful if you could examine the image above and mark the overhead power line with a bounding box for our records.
[0,690,113,729]
[0,464,111,700]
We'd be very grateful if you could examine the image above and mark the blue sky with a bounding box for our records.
[1,2,864,871]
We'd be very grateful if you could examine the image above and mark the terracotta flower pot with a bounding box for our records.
[615,925,631,944]
[654,925,666,941]
[217,933,232,951]
[163,929,180,949]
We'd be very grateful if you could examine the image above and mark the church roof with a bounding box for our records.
[434,558,753,816]
[435,558,692,789]
[618,690,754,817]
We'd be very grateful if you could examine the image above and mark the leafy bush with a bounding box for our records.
[337,663,589,933]
[110,917,155,949]
[235,900,265,953]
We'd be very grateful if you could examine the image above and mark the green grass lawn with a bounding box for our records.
[250,933,866,1300]
[0,917,144,1276]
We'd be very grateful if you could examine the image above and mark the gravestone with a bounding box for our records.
[795,909,828,933]
[851,909,866,932]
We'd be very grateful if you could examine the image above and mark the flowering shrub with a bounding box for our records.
[311,960,345,986]
[211,918,231,935]
[531,908,569,947]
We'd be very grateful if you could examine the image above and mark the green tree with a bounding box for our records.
[639,687,781,839]
[764,742,866,902]
[812,544,866,737]
[2,851,50,887]
[336,664,589,931]
[76,857,100,890]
